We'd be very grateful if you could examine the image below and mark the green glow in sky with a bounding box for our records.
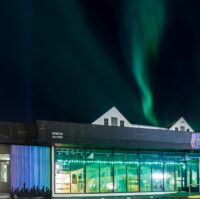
[124,0,166,125]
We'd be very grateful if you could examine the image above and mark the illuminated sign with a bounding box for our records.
[191,133,200,149]
[52,132,63,139]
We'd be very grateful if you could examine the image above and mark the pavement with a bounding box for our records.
[3,192,200,199]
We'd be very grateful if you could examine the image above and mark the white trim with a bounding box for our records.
[52,191,176,197]
[0,194,10,199]
[52,146,55,197]
[132,124,167,130]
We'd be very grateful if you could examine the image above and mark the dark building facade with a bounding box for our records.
[0,119,200,197]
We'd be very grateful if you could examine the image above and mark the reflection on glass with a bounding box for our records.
[187,165,190,188]
[71,163,85,193]
[140,164,151,192]
[191,162,198,187]
[54,148,200,194]
[55,162,70,193]
[114,164,126,192]
[164,164,175,191]
[100,164,113,192]
[187,160,198,188]
[152,164,163,191]
[86,163,99,193]
[0,162,7,182]
[127,165,139,192]
[175,164,185,191]
[174,166,179,191]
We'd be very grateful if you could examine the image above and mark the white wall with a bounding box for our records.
[92,107,132,127]
[169,117,194,132]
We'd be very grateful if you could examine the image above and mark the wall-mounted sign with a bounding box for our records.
[52,132,63,139]
[191,133,200,149]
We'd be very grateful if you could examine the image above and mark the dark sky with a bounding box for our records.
[2,0,200,130]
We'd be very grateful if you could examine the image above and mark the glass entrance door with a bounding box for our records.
[186,159,198,191]
[175,164,185,191]
[0,158,10,193]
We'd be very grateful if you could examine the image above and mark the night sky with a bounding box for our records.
[2,0,200,130]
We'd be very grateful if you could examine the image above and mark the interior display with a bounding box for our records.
[54,148,199,194]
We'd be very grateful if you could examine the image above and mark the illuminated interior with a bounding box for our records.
[54,148,200,194]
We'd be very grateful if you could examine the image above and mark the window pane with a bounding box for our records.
[111,117,118,126]
[120,120,124,127]
[191,161,198,187]
[114,152,127,192]
[127,165,139,192]
[152,164,164,191]
[104,118,108,126]
[180,126,185,131]
[100,164,113,192]
[186,160,198,188]
[71,163,85,193]
[164,152,185,191]
[140,164,151,192]
[55,161,70,193]
[114,164,126,192]
[55,148,86,193]
[86,163,99,193]
[175,164,185,191]
[164,164,175,191]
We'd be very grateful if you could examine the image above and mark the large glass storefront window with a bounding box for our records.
[140,163,151,192]
[152,164,164,191]
[175,164,185,191]
[55,150,71,193]
[127,164,139,192]
[164,152,186,191]
[86,163,99,193]
[100,163,113,192]
[185,153,199,190]
[164,164,175,191]
[191,161,198,187]
[186,160,198,188]
[114,164,126,192]
[127,153,139,192]
[54,148,199,194]
[114,153,126,192]
[71,162,85,193]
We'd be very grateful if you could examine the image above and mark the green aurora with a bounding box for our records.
[123,0,166,125]
[3,0,200,130]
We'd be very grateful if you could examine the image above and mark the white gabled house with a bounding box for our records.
[92,107,194,132]
[169,117,194,132]
[92,106,132,127]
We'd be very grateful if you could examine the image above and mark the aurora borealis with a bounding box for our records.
[122,0,166,125]
[2,0,200,129]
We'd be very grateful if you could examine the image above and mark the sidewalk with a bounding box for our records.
[4,192,200,199]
